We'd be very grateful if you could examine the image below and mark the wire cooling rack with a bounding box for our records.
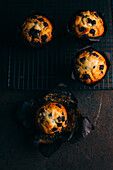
[8,0,113,90]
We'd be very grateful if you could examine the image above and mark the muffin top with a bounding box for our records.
[73,49,107,84]
[21,15,53,47]
[36,102,68,134]
[72,10,104,38]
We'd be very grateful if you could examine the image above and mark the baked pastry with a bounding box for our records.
[72,10,104,38]
[36,102,68,134]
[73,49,107,84]
[21,14,53,47]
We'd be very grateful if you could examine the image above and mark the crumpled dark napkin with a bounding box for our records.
[17,83,94,157]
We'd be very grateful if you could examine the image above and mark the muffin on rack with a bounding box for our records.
[36,102,68,135]
[20,14,53,47]
[71,10,104,38]
[73,49,107,85]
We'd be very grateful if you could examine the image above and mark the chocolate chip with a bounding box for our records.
[57,123,62,127]
[39,108,45,113]
[65,120,68,125]
[29,27,40,38]
[52,127,58,131]
[85,67,87,69]
[82,74,90,80]
[57,117,62,122]
[41,34,48,42]
[49,113,52,116]
[62,112,65,115]
[44,22,48,27]
[90,29,95,36]
[87,18,92,23]
[101,71,103,74]
[93,66,95,69]
[80,57,86,63]
[92,53,99,57]
[83,15,88,18]
[34,21,38,24]
[62,116,65,122]
[92,20,96,25]
[79,26,85,32]
[56,104,62,108]
[99,65,104,70]
[94,12,99,17]
[37,18,44,22]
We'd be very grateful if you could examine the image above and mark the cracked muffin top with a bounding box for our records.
[36,102,68,134]
[21,14,53,47]
[72,10,104,38]
[73,49,107,84]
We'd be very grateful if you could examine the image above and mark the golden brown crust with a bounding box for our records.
[21,15,53,47]
[36,102,67,134]
[72,10,104,37]
[73,50,107,84]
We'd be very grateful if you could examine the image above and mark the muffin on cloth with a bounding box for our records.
[21,14,53,47]
[73,49,107,84]
[36,102,68,135]
[72,10,104,38]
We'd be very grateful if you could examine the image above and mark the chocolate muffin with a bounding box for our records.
[72,10,104,38]
[36,102,68,134]
[21,14,53,47]
[73,49,107,84]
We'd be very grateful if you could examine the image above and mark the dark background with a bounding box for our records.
[0,0,113,170]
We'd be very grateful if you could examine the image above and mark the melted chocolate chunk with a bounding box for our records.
[90,29,95,36]
[56,104,62,108]
[92,20,96,25]
[79,26,85,32]
[80,57,86,63]
[83,15,88,18]
[82,74,90,80]
[93,66,96,69]
[34,21,38,24]
[29,27,40,38]
[49,113,52,116]
[57,123,62,127]
[57,117,62,122]
[87,18,92,23]
[37,18,44,22]
[99,65,104,70]
[94,12,99,17]
[62,116,65,122]
[41,34,48,42]
[62,112,65,115]
[92,53,99,57]
[52,127,58,131]
[44,22,48,27]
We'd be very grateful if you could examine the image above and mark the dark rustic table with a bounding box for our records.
[0,0,113,170]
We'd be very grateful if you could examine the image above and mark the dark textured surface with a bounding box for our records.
[0,0,113,170]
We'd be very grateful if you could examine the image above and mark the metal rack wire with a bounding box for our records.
[8,0,113,90]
